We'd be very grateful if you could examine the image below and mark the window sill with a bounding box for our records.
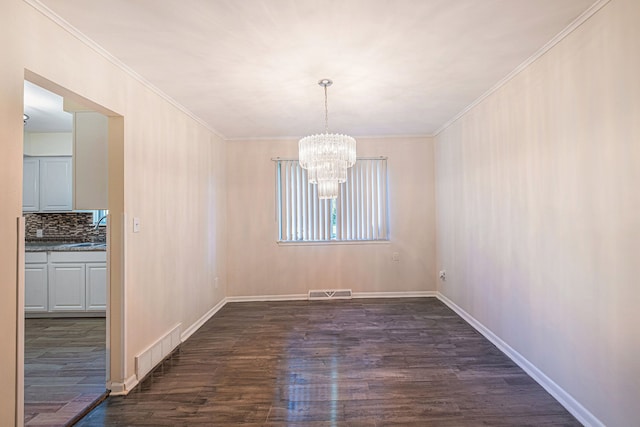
[277,239,390,247]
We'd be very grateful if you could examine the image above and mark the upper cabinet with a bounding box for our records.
[22,157,40,211]
[73,111,108,210]
[23,156,73,212]
[40,157,73,211]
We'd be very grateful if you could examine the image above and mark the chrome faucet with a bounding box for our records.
[95,214,108,230]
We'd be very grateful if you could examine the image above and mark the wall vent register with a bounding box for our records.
[308,289,353,300]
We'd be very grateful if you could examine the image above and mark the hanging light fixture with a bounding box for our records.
[299,79,356,199]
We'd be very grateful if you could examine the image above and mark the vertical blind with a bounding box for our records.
[276,158,389,242]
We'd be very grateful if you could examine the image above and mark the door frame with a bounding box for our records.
[19,71,126,422]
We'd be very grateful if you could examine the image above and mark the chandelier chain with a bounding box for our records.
[324,84,329,134]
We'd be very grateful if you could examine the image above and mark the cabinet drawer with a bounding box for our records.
[25,252,48,263]
[49,251,106,263]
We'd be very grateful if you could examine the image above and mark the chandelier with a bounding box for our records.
[299,79,356,199]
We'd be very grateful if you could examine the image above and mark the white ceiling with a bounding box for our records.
[23,81,73,133]
[39,0,596,139]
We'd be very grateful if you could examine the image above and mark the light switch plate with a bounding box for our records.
[133,217,141,233]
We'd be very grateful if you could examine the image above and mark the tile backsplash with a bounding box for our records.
[25,213,106,243]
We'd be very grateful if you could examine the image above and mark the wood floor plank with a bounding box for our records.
[75,299,580,426]
[25,318,106,426]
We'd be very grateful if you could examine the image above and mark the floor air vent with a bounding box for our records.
[308,289,353,300]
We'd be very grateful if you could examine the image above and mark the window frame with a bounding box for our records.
[274,157,390,245]
[92,209,108,226]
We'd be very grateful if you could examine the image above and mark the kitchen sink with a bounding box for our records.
[64,242,106,248]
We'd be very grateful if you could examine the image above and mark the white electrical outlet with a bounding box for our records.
[392,252,400,261]
[439,270,446,281]
[36,229,43,238]
[214,277,219,289]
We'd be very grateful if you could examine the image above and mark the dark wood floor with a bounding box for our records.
[76,298,579,426]
[25,318,106,426]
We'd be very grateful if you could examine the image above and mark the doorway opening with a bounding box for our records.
[21,73,124,426]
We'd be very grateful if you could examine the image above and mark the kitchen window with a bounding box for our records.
[92,209,108,226]
[275,158,389,243]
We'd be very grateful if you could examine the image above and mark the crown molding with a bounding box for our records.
[23,0,227,141]
[433,0,611,137]
[24,0,610,144]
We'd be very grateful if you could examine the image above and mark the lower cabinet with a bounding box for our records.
[49,263,86,311]
[86,263,107,311]
[26,251,106,315]
[25,263,48,312]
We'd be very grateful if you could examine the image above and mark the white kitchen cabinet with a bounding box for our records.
[49,263,86,311]
[39,157,73,211]
[22,157,40,212]
[22,156,72,212]
[25,263,48,312]
[25,252,48,312]
[28,250,107,315]
[86,263,107,311]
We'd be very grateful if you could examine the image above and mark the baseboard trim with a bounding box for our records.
[353,291,437,299]
[108,375,138,396]
[436,292,604,427]
[226,294,308,302]
[181,298,227,342]
[226,291,438,302]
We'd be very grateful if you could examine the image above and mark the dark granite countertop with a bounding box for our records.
[25,242,106,252]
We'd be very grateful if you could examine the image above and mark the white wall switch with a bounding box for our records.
[133,217,141,233]
[36,229,43,238]
[392,252,400,261]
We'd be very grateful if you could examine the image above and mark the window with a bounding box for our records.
[276,158,389,242]
[92,209,108,226]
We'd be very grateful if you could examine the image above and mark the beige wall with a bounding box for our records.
[0,3,25,421]
[227,137,437,297]
[23,132,73,156]
[4,0,635,425]
[435,0,640,425]
[0,0,227,422]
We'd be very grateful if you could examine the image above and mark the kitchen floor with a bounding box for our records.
[24,317,106,426]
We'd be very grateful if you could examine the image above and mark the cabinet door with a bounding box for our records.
[23,158,40,212]
[86,263,107,311]
[49,263,86,311]
[40,157,72,211]
[25,263,48,312]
